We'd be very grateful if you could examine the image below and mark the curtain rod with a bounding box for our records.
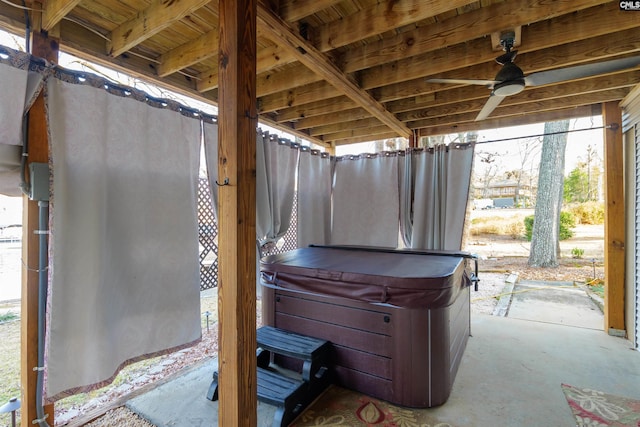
[476,125,606,145]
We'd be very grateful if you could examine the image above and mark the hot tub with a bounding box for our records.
[260,245,475,408]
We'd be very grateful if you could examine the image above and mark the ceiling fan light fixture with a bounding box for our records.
[493,80,525,96]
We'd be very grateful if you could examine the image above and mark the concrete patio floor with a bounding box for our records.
[127,286,640,427]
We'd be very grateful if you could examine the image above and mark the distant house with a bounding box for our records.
[473,179,537,208]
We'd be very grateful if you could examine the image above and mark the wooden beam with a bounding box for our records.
[323,124,394,142]
[309,117,383,137]
[157,30,219,77]
[217,0,257,425]
[108,0,210,57]
[293,107,371,130]
[416,105,599,137]
[42,0,81,31]
[274,96,356,122]
[332,132,401,146]
[602,101,626,333]
[279,0,342,22]
[315,0,477,52]
[21,25,57,427]
[257,3,412,138]
[408,88,631,129]
[362,18,640,91]
[341,0,610,73]
[399,78,639,122]
[259,81,341,113]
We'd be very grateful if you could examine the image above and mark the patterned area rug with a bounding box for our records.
[562,384,640,427]
[291,385,454,427]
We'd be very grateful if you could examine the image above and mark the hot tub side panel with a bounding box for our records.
[261,285,470,408]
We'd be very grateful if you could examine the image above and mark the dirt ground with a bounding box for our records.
[467,208,605,283]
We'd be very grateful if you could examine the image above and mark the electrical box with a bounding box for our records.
[29,162,50,201]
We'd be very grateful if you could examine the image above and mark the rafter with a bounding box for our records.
[417,105,600,137]
[42,0,82,31]
[409,88,631,130]
[157,30,218,77]
[341,0,610,73]
[315,0,477,52]
[108,0,210,57]
[257,2,411,137]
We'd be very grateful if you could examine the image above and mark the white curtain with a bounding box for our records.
[0,59,44,196]
[46,78,202,400]
[297,148,331,247]
[400,144,474,250]
[331,152,400,247]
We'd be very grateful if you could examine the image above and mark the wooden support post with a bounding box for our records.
[602,101,625,333]
[21,27,58,427]
[217,0,258,425]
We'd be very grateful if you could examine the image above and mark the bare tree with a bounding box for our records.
[528,120,570,267]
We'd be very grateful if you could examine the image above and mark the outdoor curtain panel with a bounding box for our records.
[46,77,202,400]
[331,152,400,247]
[400,144,474,250]
[204,129,299,250]
[297,147,331,248]
[0,50,44,196]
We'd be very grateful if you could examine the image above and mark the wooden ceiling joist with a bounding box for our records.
[257,3,412,137]
[108,0,211,57]
[42,0,82,31]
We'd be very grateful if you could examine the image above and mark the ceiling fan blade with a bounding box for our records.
[475,94,505,121]
[427,78,498,87]
[525,55,640,87]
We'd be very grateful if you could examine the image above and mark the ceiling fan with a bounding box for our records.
[427,33,640,121]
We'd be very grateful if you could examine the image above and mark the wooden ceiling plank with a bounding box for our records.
[294,108,372,130]
[256,42,298,72]
[321,124,392,141]
[389,70,640,114]
[309,117,384,137]
[341,0,610,74]
[158,30,218,77]
[43,0,82,31]
[259,81,342,113]
[398,73,640,121]
[331,132,401,146]
[360,5,638,90]
[408,88,630,129]
[315,0,477,52]
[274,96,357,122]
[417,105,599,137]
[108,0,211,57]
[257,3,412,137]
[279,0,343,22]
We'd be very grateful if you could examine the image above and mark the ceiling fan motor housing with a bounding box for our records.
[493,62,525,96]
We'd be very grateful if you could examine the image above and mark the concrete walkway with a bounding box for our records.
[127,284,639,427]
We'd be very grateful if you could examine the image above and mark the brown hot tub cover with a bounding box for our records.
[260,245,472,309]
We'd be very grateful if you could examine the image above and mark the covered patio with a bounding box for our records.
[0,1,638,426]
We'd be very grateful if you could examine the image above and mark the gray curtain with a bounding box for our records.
[0,55,44,196]
[331,152,400,247]
[400,144,474,250]
[46,76,202,400]
[297,147,331,247]
[256,133,299,251]
[203,129,299,251]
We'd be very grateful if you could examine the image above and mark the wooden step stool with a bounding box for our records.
[207,326,332,427]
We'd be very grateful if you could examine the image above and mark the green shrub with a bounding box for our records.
[568,202,605,225]
[524,211,576,241]
[571,247,585,258]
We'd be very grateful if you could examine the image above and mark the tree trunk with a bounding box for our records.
[528,120,570,267]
